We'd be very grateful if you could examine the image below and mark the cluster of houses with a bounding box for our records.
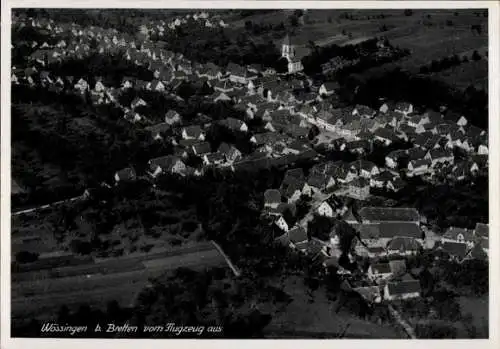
[14,12,490,311]
[261,162,489,304]
[267,186,490,303]
[138,11,229,36]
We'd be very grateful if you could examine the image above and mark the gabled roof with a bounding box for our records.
[359,207,420,223]
[353,223,380,239]
[115,167,136,181]
[379,223,422,239]
[387,280,420,295]
[145,122,171,135]
[387,237,422,252]
[349,177,370,188]
[428,148,453,160]
[218,142,241,158]
[475,223,489,238]
[264,189,282,205]
[288,225,308,244]
[183,125,204,138]
[307,173,329,189]
[148,155,183,171]
[165,109,181,120]
[284,168,305,181]
[342,206,358,223]
[439,241,468,260]
[407,147,427,161]
[443,227,474,241]
[370,263,391,274]
[192,141,212,155]
[373,170,397,182]
[409,158,431,168]
[349,159,377,172]
[354,286,382,303]
[374,127,398,141]
[321,81,340,91]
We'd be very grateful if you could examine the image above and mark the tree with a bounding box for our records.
[244,20,253,31]
[308,125,320,140]
[15,250,39,264]
[289,15,299,27]
[275,57,289,74]
[472,50,482,61]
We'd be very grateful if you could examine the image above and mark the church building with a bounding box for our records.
[281,34,304,74]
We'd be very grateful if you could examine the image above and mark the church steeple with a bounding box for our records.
[282,34,295,61]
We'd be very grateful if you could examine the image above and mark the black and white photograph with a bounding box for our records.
[1,0,498,345]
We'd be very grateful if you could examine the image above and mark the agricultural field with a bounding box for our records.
[227,9,488,91]
[11,242,230,324]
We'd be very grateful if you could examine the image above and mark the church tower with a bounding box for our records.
[281,34,295,61]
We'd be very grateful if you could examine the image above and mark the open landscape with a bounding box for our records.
[8,7,489,340]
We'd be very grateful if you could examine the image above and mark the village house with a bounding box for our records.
[264,189,282,210]
[352,104,376,119]
[425,148,454,167]
[145,123,171,141]
[74,78,89,93]
[275,216,290,232]
[387,177,407,193]
[407,114,430,128]
[147,155,186,177]
[181,125,205,141]
[475,222,489,239]
[385,149,407,170]
[436,241,469,262]
[288,226,310,250]
[218,143,242,163]
[441,227,475,248]
[393,102,414,117]
[386,237,423,256]
[383,279,420,301]
[202,152,226,166]
[347,177,370,200]
[307,173,336,195]
[445,111,468,127]
[164,110,182,125]
[219,117,249,133]
[373,127,399,146]
[358,207,420,225]
[367,262,392,282]
[124,110,142,123]
[224,62,249,85]
[340,140,372,155]
[370,170,398,189]
[349,160,379,179]
[407,159,432,177]
[191,142,212,156]
[114,167,137,184]
[353,286,382,304]
[131,97,147,109]
[147,79,166,92]
[318,81,339,97]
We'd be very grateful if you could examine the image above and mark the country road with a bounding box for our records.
[388,304,417,339]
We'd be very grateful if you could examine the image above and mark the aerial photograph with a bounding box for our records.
[9,8,489,339]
